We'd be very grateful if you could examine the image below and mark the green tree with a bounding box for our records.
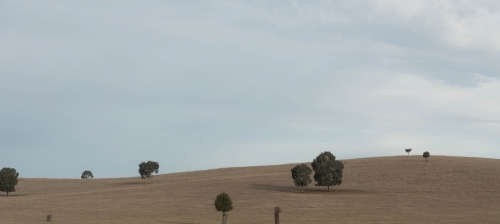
[291,164,312,192]
[138,161,159,184]
[405,148,412,155]
[81,170,94,179]
[0,167,19,196]
[214,192,233,224]
[423,151,430,162]
[311,151,344,192]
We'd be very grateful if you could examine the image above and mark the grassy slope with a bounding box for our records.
[1,155,500,223]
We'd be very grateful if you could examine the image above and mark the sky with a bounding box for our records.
[1,0,499,178]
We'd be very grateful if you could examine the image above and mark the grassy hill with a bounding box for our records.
[2,155,500,223]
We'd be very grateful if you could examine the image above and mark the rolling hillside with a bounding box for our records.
[2,155,500,223]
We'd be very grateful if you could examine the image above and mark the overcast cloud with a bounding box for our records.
[1,0,499,178]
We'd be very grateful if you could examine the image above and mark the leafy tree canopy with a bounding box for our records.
[405,148,412,155]
[423,151,430,161]
[311,151,344,191]
[138,161,159,183]
[0,167,19,196]
[291,164,312,192]
[214,192,233,212]
[81,170,94,179]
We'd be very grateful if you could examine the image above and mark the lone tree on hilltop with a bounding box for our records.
[291,164,312,192]
[423,151,430,162]
[311,151,344,192]
[405,148,412,155]
[214,192,233,224]
[81,170,94,179]
[138,161,159,184]
[0,167,19,196]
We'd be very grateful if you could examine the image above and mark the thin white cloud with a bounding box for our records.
[372,0,500,50]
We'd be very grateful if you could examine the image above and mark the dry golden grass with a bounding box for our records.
[2,155,500,223]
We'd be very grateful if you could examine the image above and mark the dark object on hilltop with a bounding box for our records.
[138,161,159,184]
[274,206,281,224]
[214,192,233,224]
[291,164,312,192]
[311,151,344,192]
[81,170,94,179]
[0,167,19,196]
[423,151,430,162]
[46,214,52,221]
[405,148,412,155]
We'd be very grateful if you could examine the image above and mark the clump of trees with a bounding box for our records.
[139,161,159,184]
[405,148,412,155]
[291,151,344,192]
[0,167,19,196]
[81,170,94,179]
[291,164,312,192]
[423,151,430,162]
[214,192,233,224]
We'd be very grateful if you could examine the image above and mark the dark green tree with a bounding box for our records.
[291,164,312,192]
[138,161,159,184]
[214,192,233,224]
[405,148,412,155]
[81,170,94,179]
[423,151,430,162]
[0,167,19,196]
[311,151,344,192]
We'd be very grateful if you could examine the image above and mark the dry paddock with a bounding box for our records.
[1,155,500,223]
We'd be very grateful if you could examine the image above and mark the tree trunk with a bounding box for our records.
[426,157,428,162]
[221,211,228,224]
[6,191,8,196]
[275,213,280,224]
[328,186,330,192]
[148,176,150,184]
[301,185,304,193]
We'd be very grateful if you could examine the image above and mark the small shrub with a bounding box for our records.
[46,214,52,221]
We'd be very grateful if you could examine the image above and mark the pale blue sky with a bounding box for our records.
[1,0,499,178]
